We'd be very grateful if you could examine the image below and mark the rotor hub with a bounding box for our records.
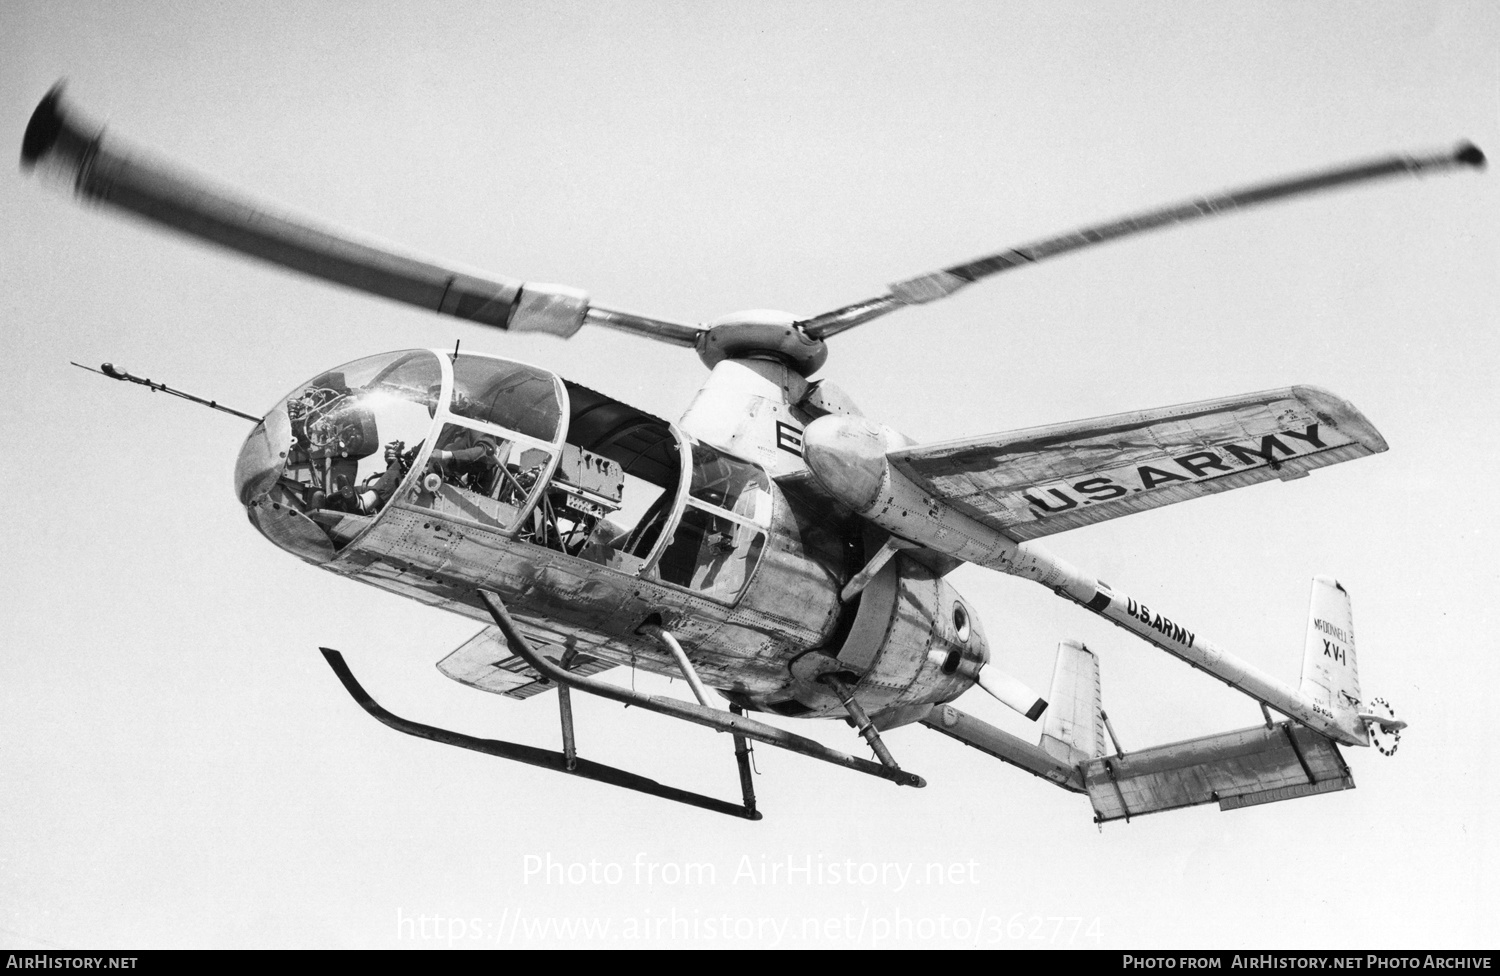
[695,310,828,376]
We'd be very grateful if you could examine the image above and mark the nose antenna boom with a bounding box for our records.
[71,360,261,423]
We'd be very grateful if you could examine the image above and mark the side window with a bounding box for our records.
[657,507,766,600]
[657,443,770,602]
[688,443,771,520]
[408,421,551,531]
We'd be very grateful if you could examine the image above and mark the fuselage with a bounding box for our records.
[233,349,988,721]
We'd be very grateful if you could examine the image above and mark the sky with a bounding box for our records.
[2,0,1496,950]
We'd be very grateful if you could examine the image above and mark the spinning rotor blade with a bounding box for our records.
[797,142,1486,339]
[21,85,701,348]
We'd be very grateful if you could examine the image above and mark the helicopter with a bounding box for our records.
[21,84,1484,823]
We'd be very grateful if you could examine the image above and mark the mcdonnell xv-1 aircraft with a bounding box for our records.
[23,85,1483,821]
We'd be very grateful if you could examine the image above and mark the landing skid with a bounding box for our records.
[321,589,927,821]
[477,590,925,790]
[319,648,762,820]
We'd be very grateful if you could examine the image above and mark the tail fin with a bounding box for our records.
[1039,640,1105,765]
[1298,577,1364,734]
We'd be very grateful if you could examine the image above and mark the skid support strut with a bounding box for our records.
[556,685,577,771]
[643,625,712,707]
[730,704,758,818]
[821,673,902,771]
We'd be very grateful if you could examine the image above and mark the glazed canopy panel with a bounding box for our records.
[235,349,445,563]
[235,350,576,556]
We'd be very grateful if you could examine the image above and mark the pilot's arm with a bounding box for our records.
[430,428,498,467]
[432,443,493,465]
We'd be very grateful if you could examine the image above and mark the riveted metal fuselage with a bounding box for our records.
[238,352,987,720]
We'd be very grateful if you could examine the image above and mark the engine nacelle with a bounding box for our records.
[768,552,989,723]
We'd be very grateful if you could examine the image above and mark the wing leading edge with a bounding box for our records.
[888,386,1386,541]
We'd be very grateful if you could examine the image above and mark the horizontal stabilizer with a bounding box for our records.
[1084,721,1354,823]
[437,626,616,699]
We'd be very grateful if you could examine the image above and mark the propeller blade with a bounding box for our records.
[976,664,1048,721]
[21,84,702,348]
[797,141,1485,340]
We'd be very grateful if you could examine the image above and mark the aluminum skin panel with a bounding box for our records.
[888,386,1385,541]
[325,479,852,711]
[437,626,619,699]
[1084,722,1354,823]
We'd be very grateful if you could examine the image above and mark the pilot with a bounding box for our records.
[315,440,411,515]
[426,425,504,494]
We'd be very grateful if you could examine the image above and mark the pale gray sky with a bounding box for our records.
[3,0,1496,948]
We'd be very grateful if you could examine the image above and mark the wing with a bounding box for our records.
[889,386,1386,541]
[437,626,617,700]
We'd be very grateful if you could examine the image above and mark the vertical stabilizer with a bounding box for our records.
[1299,577,1363,733]
[1039,640,1104,766]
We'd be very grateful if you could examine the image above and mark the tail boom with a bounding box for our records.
[990,542,1370,745]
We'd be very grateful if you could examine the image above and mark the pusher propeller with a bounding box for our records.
[22,85,701,348]
[796,141,1485,340]
[976,664,1048,722]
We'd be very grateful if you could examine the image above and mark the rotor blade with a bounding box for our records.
[797,141,1486,339]
[21,84,702,348]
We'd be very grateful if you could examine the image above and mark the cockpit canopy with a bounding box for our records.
[449,354,561,441]
[235,349,771,604]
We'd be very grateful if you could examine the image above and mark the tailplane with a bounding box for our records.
[922,633,1362,822]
